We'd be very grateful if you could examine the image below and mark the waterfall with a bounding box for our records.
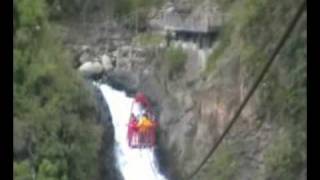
[96,83,168,180]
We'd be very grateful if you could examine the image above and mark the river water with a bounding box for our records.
[96,83,168,180]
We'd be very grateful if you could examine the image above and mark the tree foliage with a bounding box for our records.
[163,46,187,80]
[203,0,306,179]
[14,0,102,179]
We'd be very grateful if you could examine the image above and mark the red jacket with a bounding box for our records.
[129,116,139,131]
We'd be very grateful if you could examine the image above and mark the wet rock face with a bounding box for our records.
[99,71,139,96]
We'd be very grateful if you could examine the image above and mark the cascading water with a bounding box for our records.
[96,83,168,180]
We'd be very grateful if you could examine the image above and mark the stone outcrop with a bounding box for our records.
[78,61,104,77]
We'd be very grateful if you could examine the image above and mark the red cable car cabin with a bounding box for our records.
[127,92,157,148]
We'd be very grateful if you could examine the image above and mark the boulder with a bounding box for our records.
[116,57,132,70]
[133,47,146,57]
[119,45,132,57]
[131,57,146,63]
[100,54,113,71]
[108,44,117,53]
[79,52,91,64]
[81,45,90,51]
[78,61,103,77]
[112,49,119,58]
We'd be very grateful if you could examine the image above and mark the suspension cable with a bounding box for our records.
[186,1,306,179]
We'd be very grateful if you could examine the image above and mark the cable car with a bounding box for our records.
[127,92,157,148]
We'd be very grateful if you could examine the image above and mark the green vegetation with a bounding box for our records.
[205,24,232,74]
[201,0,306,179]
[14,0,102,179]
[14,161,34,180]
[198,141,239,180]
[262,125,306,180]
[163,46,188,80]
[133,33,165,47]
[21,0,163,22]
[113,0,163,17]
[44,0,109,21]
[205,0,300,75]
[257,13,306,180]
[112,0,164,30]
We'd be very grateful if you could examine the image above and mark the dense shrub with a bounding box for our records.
[133,33,165,47]
[262,126,305,180]
[197,141,239,180]
[163,46,188,80]
[14,0,102,179]
[201,0,306,179]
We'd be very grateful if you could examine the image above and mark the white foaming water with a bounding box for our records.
[96,83,168,180]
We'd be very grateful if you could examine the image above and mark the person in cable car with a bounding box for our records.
[128,114,139,147]
[138,113,156,147]
[128,92,156,148]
